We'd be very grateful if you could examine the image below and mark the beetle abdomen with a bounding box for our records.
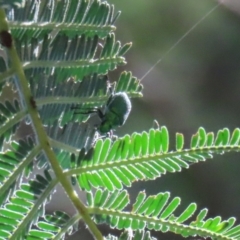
[98,92,132,134]
[108,92,131,126]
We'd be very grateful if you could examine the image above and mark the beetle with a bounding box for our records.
[72,91,132,136]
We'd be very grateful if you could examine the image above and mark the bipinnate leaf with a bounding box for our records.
[67,127,240,192]
[88,190,240,239]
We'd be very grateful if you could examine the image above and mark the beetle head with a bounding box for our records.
[98,120,112,134]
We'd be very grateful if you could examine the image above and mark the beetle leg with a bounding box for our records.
[96,108,104,120]
[73,109,98,115]
[71,106,97,110]
[71,106,99,115]
[107,130,118,140]
[72,108,105,122]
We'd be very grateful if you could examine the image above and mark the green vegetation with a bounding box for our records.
[0,1,239,239]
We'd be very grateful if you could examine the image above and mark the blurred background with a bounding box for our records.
[65,0,240,238]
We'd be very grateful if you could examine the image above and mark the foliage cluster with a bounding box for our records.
[0,1,239,239]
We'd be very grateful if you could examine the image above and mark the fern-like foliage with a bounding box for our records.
[7,0,118,39]
[67,127,240,191]
[88,189,240,240]
[0,1,238,240]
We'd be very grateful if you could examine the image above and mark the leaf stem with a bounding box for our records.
[0,8,103,240]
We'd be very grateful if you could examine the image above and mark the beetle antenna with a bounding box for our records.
[140,1,222,82]
[73,110,98,115]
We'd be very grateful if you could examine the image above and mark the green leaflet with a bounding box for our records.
[0,1,239,239]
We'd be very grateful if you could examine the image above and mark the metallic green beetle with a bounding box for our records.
[73,92,132,135]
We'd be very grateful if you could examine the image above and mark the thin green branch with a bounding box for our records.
[36,94,139,107]
[0,9,103,240]
[36,96,108,107]
[9,22,115,35]
[89,208,231,240]
[66,145,240,176]
[22,57,125,69]
[49,138,79,155]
